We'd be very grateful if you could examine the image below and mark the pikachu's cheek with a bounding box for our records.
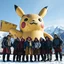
[40,24,44,28]
[21,22,26,28]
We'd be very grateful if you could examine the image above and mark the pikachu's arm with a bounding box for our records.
[44,32,53,41]
[0,20,17,32]
[9,29,23,38]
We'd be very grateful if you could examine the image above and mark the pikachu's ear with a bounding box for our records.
[14,5,25,17]
[39,6,48,18]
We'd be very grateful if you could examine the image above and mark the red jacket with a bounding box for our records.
[18,40,25,50]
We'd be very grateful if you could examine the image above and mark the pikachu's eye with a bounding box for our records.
[38,18,42,22]
[24,18,28,21]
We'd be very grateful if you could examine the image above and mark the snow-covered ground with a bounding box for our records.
[0,54,64,64]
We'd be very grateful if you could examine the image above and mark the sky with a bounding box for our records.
[0,0,64,29]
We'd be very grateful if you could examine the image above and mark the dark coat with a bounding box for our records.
[2,37,11,54]
[45,40,52,54]
[13,39,19,54]
[40,41,46,54]
[13,39,19,50]
[53,38,63,48]
[17,40,25,55]
[2,37,8,48]
[53,38,63,52]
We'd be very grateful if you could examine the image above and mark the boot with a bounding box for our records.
[49,54,52,62]
[7,54,10,61]
[3,54,5,62]
[34,55,36,62]
[54,59,58,61]
[38,55,40,61]
[16,55,19,62]
[54,53,58,61]
[44,54,46,62]
[30,55,33,62]
[46,58,49,61]
[13,55,15,62]
[22,55,25,62]
[59,52,62,61]
[18,55,21,62]
[26,55,28,62]
[41,54,44,61]
[46,54,49,61]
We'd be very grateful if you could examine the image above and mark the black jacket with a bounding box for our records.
[2,37,8,48]
[45,40,52,50]
[53,38,63,48]
[40,41,46,50]
[13,39,19,50]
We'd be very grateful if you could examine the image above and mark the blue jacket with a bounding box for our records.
[24,41,33,49]
[53,38,63,48]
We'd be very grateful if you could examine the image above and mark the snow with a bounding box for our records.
[45,25,64,34]
[0,55,64,64]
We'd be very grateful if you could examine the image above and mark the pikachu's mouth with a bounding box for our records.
[30,22,37,25]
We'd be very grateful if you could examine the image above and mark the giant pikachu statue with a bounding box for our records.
[0,5,53,40]
[0,5,53,55]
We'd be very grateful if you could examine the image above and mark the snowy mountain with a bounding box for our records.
[45,25,64,43]
[45,26,64,35]
[45,26,56,34]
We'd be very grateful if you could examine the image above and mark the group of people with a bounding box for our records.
[1,34,63,62]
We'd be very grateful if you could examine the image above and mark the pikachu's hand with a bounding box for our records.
[0,20,17,32]
[9,29,23,39]
[44,32,53,41]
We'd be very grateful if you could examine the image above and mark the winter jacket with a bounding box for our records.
[53,38,63,48]
[47,40,52,50]
[13,39,19,50]
[40,41,45,50]
[33,41,41,49]
[45,40,52,50]
[24,41,33,49]
[18,40,25,49]
[2,37,8,48]
[40,41,46,54]
[32,41,41,55]
[24,40,33,55]
[2,37,12,54]
[44,40,52,54]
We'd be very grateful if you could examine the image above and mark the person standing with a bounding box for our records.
[2,35,12,62]
[17,38,25,62]
[40,37,46,62]
[12,37,19,62]
[33,38,41,62]
[24,37,33,62]
[7,35,12,61]
[53,34,63,61]
[45,36,52,61]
